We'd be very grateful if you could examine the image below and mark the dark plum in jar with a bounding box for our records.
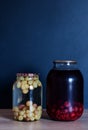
[46,60,84,121]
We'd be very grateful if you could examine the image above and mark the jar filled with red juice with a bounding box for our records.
[46,60,84,121]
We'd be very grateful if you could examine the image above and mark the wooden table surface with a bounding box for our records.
[0,109,88,130]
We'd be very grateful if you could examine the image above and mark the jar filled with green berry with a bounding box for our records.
[12,73,42,121]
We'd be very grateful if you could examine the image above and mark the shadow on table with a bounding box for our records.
[0,109,13,120]
[42,109,50,120]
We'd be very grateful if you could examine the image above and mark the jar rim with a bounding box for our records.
[16,73,39,77]
[53,60,77,64]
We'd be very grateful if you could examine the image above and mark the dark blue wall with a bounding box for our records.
[0,0,88,108]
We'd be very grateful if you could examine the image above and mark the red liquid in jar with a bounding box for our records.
[46,69,84,121]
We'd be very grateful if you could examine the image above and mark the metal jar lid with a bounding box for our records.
[53,60,77,64]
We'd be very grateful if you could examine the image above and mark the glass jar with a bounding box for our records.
[46,60,84,121]
[12,73,42,121]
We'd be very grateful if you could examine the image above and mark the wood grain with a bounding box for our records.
[0,109,88,130]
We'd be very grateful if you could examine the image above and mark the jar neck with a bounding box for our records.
[16,73,39,80]
[53,60,78,70]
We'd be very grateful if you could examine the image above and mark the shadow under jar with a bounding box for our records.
[12,73,42,121]
[46,60,84,121]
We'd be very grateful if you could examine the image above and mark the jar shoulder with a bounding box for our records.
[47,69,83,80]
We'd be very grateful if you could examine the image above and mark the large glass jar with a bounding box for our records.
[46,60,84,121]
[12,73,42,121]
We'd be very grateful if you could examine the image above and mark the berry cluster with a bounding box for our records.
[47,101,83,121]
[13,73,42,94]
[13,101,42,121]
